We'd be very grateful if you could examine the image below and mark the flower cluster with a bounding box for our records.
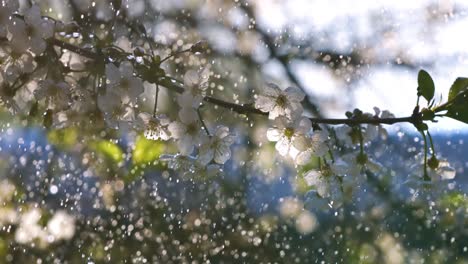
[256,84,330,164]
[159,69,235,173]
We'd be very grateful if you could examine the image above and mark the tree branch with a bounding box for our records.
[50,38,420,127]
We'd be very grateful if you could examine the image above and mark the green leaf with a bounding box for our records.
[448,77,468,101]
[132,135,165,164]
[95,140,124,163]
[445,91,468,124]
[417,70,435,102]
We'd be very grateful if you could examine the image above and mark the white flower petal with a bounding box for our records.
[275,137,290,156]
[263,83,281,97]
[178,136,195,155]
[168,121,186,139]
[285,86,305,102]
[295,150,312,165]
[214,144,231,164]
[178,107,198,124]
[184,70,199,87]
[266,128,281,142]
[255,95,275,112]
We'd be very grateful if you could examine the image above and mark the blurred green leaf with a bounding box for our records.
[95,140,124,163]
[47,127,78,149]
[132,135,165,164]
[440,192,468,209]
[417,69,435,102]
[448,77,468,101]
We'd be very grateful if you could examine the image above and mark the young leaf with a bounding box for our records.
[445,92,468,124]
[132,135,165,164]
[417,70,435,102]
[95,140,124,163]
[448,77,468,101]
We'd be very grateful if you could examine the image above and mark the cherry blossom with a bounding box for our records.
[0,72,19,112]
[428,160,456,181]
[168,108,206,155]
[0,44,34,83]
[15,208,49,247]
[105,62,143,102]
[295,130,329,165]
[255,83,305,120]
[0,0,18,38]
[97,91,136,129]
[177,67,210,108]
[35,79,72,110]
[304,170,340,198]
[46,211,76,242]
[198,126,235,165]
[266,116,311,158]
[137,112,171,141]
[8,5,55,55]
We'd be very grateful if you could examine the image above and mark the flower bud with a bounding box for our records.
[428,156,439,170]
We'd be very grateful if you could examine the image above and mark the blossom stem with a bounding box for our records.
[420,131,430,181]
[197,108,211,136]
[357,126,364,155]
[153,83,159,117]
[427,131,436,156]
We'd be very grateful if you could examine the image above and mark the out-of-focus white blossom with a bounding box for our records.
[168,108,206,155]
[8,5,55,55]
[35,79,71,110]
[105,62,143,102]
[0,0,18,38]
[15,208,48,246]
[0,207,18,226]
[429,160,456,181]
[266,116,311,158]
[198,126,235,165]
[177,67,210,108]
[0,44,34,82]
[0,179,16,203]
[47,210,76,242]
[295,130,329,165]
[410,156,456,181]
[304,170,340,198]
[255,83,305,120]
[137,112,171,141]
[363,107,395,141]
[335,108,395,146]
[278,197,303,218]
[160,154,221,179]
[98,91,136,129]
[295,211,318,235]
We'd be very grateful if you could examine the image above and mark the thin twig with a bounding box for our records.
[197,108,211,136]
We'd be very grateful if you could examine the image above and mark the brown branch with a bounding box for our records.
[50,38,419,126]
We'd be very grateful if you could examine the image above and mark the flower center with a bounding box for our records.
[186,122,198,135]
[26,24,38,38]
[276,94,287,107]
[284,127,294,139]
[120,78,130,90]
